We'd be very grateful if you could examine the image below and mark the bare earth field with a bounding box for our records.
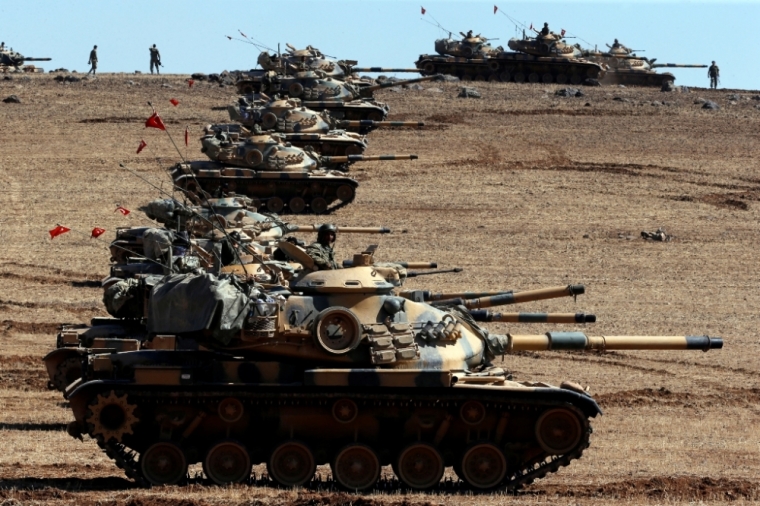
[0,73,759,505]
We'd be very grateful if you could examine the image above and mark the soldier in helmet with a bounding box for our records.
[708,61,719,89]
[539,22,550,38]
[305,224,341,270]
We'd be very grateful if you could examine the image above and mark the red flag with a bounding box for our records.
[561,29,566,37]
[494,5,498,14]
[184,126,189,147]
[188,79,194,88]
[421,6,426,14]
[49,225,70,239]
[170,98,179,106]
[136,139,147,154]
[115,206,131,216]
[145,112,166,131]
[91,227,106,238]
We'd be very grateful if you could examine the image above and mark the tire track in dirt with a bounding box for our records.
[0,356,48,391]
[0,299,101,315]
[607,352,758,378]
[0,262,98,279]
[596,386,760,409]
[0,271,101,287]
[514,351,676,376]
[537,476,760,501]
[1,320,61,335]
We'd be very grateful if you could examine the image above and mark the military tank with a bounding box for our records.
[415,29,604,83]
[582,41,707,86]
[61,242,721,491]
[236,70,438,122]
[0,46,51,73]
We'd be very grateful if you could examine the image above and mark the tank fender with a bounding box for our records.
[42,347,83,380]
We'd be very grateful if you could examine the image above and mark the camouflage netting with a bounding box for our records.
[148,272,251,344]
[103,278,144,319]
[142,228,174,262]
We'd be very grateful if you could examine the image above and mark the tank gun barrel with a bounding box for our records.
[337,120,425,128]
[651,63,708,69]
[290,226,391,234]
[343,260,437,268]
[351,67,421,73]
[359,75,440,96]
[321,154,418,164]
[428,284,585,308]
[407,267,463,278]
[20,57,52,61]
[471,311,596,324]
[502,333,722,352]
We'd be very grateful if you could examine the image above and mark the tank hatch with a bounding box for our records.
[293,266,395,294]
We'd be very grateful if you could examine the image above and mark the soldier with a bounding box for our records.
[708,61,719,89]
[87,45,98,76]
[465,30,473,39]
[150,44,161,74]
[305,223,340,270]
[539,22,550,38]
[0,42,5,51]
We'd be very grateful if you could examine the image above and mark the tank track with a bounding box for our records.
[84,386,593,491]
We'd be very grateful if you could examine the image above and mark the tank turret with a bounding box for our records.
[0,47,51,72]
[57,245,722,491]
[415,29,604,83]
[582,40,708,86]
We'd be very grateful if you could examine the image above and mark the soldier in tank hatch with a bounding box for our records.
[305,223,340,270]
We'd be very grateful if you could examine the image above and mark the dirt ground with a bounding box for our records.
[0,73,759,505]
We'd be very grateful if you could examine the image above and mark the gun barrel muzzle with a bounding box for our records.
[470,311,596,324]
[508,333,723,352]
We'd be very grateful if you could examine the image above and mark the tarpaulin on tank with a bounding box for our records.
[148,272,250,344]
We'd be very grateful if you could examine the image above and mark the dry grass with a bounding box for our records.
[0,73,759,504]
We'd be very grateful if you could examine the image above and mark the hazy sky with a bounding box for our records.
[2,0,757,90]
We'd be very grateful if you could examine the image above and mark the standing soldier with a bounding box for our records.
[149,44,161,74]
[305,224,341,270]
[87,45,98,76]
[708,61,719,89]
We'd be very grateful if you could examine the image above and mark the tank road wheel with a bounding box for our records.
[556,73,568,84]
[332,444,381,492]
[86,390,139,443]
[460,74,473,82]
[267,197,284,214]
[288,197,306,214]
[140,442,187,486]
[396,443,444,490]
[570,74,582,85]
[52,357,82,392]
[499,71,511,82]
[261,112,278,129]
[488,74,499,82]
[332,398,359,424]
[310,197,328,214]
[528,73,540,83]
[344,145,363,156]
[488,61,501,72]
[460,400,486,425]
[513,72,526,83]
[542,73,553,83]
[244,149,263,167]
[314,307,362,354]
[474,74,486,81]
[203,441,251,485]
[268,441,316,487]
[288,82,304,97]
[459,443,507,490]
[336,184,355,202]
[218,397,244,423]
[423,62,436,75]
[535,408,583,455]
